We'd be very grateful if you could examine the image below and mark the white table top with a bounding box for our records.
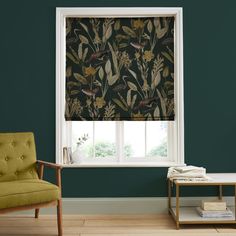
[174,173,236,185]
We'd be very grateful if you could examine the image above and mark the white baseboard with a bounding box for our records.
[9,197,235,215]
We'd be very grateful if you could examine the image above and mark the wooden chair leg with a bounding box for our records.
[35,209,39,218]
[57,199,63,236]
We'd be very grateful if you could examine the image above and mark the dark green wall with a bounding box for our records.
[1,0,236,197]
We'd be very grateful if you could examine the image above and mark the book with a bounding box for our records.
[67,147,72,164]
[201,200,226,211]
[63,147,69,164]
[196,207,233,218]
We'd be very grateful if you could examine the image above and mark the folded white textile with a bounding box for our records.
[167,165,208,181]
[173,165,206,173]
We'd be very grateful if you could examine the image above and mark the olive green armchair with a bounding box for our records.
[0,132,63,235]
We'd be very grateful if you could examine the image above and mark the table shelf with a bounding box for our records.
[170,206,235,223]
[168,173,236,229]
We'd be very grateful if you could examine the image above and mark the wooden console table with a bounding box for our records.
[168,173,236,229]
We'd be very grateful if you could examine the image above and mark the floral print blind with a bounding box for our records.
[65,17,174,121]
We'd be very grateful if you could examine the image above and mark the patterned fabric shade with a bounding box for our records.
[65,17,175,121]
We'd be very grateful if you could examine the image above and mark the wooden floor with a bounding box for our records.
[0,214,236,236]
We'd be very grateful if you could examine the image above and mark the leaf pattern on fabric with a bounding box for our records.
[65,17,174,121]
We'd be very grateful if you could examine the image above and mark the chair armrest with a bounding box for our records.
[36,160,63,189]
[37,160,63,169]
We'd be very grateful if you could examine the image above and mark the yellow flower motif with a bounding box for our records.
[135,52,140,59]
[95,97,106,109]
[143,50,154,62]
[133,19,144,29]
[132,112,145,121]
[84,66,97,76]
[120,51,132,69]
[94,34,101,44]
[86,99,92,106]
[142,79,149,91]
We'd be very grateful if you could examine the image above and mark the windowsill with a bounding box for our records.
[60,162,186,168]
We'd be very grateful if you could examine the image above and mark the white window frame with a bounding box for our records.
[56,7,184,167]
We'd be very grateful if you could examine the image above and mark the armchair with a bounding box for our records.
[0,132,63,236]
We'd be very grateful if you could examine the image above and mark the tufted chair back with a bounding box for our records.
[0,132,39,182]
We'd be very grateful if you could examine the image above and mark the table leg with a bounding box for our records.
[176,184,180,229]
[235,185,236,222]
[168,179,172,214]
[219,185,223,200]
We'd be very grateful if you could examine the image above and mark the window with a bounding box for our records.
[56,7,184,167]
[70,121,169,163]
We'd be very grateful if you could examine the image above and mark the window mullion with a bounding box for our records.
[116,121,119,163]
[116,121,123,163]
[93,121,95,158]
[120,122,124,162]
[145,121,147,158]
[167,121,174,162]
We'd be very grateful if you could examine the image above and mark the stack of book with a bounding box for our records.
[63,147,72,164]
[196,200,233,218]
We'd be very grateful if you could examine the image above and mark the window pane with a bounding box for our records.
[94,121,116,158]
[71,121,93,161]
[146,121,167,158]
[124,121,145,158]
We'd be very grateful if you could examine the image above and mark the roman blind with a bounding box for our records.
[65,17,174,121]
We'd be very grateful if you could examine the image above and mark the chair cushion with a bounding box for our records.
[0,132,39,182]
[0,179,60,210]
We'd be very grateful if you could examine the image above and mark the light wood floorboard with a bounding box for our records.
[0,214,236,235]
